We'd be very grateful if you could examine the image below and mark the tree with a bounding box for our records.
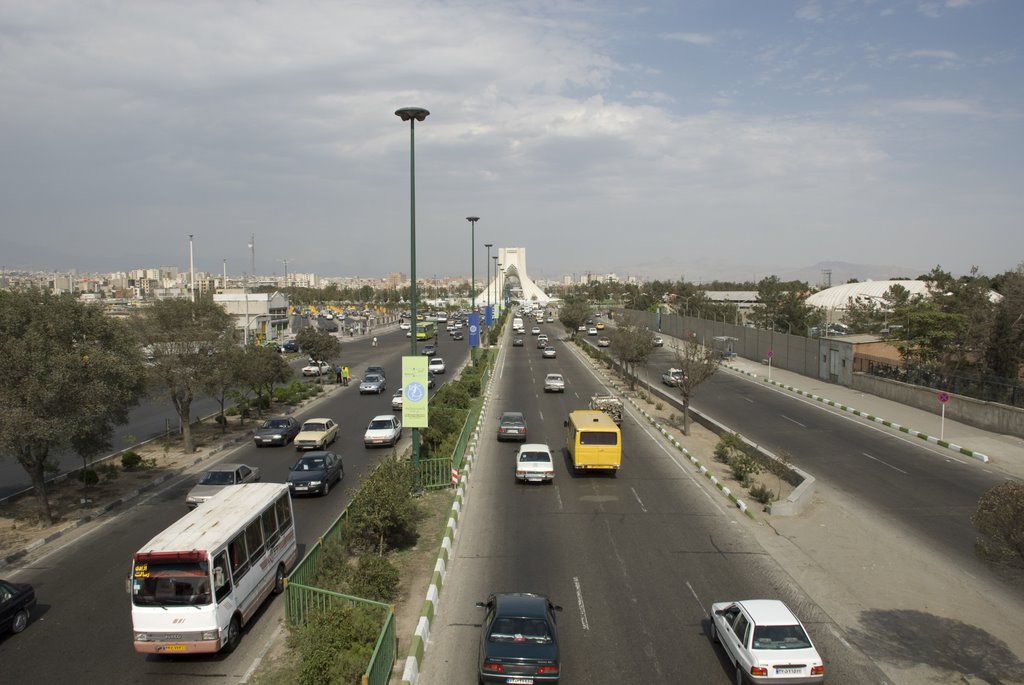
[558,298,591,339]
[295,327,342,382]
[972,481,1024,568]
[0,288,146,523]
[985,264,1024,379]
[669,337,720,435]
[608,316,655,390]
[238,345,292,418]
[202,344,245,431]
[346,457,419,555]
[139,298,234,455]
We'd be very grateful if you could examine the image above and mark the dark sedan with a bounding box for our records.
[252,416,301,447]
[1,579,36,635]
[497,411,528,442]
[287,451,344,496]
[477,592,562,683]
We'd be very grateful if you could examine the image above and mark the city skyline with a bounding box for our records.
[2,1,1022,282]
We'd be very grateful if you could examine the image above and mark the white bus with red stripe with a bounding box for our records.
[130,483,297,654]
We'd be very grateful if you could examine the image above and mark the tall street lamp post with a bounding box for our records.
[395,106,429,472]
[484,243,493,345]
[466,216,479,366]
[492,255,499,322]
[188,234,195,303]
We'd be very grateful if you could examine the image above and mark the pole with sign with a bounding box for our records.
[767,349,774,381]
[938,392,949,440]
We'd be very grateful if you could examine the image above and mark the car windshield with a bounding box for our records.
[502,416,526,426]
[302,422,327,432]
[363,375,381,383]
[263,420,289,429]
[488,617,552,643]
[520,451,551,463]
[294,457,326,471]
[132,561,211,607]
[751,624,812,650]
[369,420,393,430]
[546,375,562,382]
[197,470,234,485]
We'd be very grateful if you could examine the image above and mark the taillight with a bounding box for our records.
[811,665,825,676]
[750,666,768,677]
[536,665,559,675]
[482,660,504,673]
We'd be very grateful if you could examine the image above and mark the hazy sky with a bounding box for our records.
[1,0,1021,283]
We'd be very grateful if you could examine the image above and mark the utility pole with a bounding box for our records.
[249,234,256,280]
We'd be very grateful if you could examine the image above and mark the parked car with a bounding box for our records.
[302,360,332,377]
[497,411,528,442]
[597,336,610,347]
[392,389,404,410]
[513,337,524,347]
[542,346,557,359]
[185,463,261,508]
[363,415,403,448]
[421,344,436,356]
[252,416,301,447]
[477,593,562,684]
[428,357,446,374]
[359,374,387,394]
[287,451,344,496]
[0,579,36,635]
[710,599,825,684]
[515,443,555,483]
[544,373,565,392]
[294,418,339,450]
[278,339,299,353]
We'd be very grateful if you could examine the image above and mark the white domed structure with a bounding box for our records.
[805,280,931,313]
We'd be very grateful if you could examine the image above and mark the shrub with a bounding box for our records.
[749,483,775,504]
[78,469,99,486]
[346,459,420,555]
[729,452,764,486]
[714,433,746,464]
[973,481,1024,568]
[225,406,239,417]
[288,603,382,685]
[348,555,400,602]
[121,451,143,470]
[95,463,120,482]
[655,402,663,411]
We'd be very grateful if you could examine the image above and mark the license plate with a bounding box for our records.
[164,645,188,652]
[775,668,801,675]
[373,439,384,444]
[506,679,533,685]
[295,486,308,491]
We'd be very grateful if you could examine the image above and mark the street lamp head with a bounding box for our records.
[395,107,430,122]
[484,242,493,249]
[466,216,479,223]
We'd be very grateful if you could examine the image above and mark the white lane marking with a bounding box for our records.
[861,452,909,475]
[631,487,648,512]
[539,410,544,422]
[828,625,851,648]
[554,485,564,511]
[573,576,590,631]
[781,414,806,428]
[685,581,707,616]
[742,396,754,403]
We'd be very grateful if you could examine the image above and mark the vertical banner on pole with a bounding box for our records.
[402,356,429,428]
[468,313,481,348]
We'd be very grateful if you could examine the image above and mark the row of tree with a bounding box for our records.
[0,290,321,524]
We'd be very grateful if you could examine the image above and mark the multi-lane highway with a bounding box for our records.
[420,321,887,683]
[0,325,467,683]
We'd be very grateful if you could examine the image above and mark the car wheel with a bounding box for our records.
[735,665,745,685]
[710,621,718,643]
[222,616,242,653]
[11,608,29,634]
[322,480,330,496]
[273,565,286,594]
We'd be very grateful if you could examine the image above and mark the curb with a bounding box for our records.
[400,365,495,685]
[723,363,991,463]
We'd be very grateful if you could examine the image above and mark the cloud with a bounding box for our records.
[659,31,715,46]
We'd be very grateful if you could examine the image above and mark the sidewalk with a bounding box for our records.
[718,355,1024,481]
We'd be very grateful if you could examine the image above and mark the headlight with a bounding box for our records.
[272,434,282,439]
[202,629,219,641]
[308,480,322,486]
[134,631,150,641]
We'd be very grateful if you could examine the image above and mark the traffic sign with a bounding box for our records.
[767,350,774,358]
[938,392,950,404]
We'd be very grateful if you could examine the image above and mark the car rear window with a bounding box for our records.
[489,618,552,643]
[520,452,551,463]
[303,422,326,431]
[579,431,617,446]
[752,624,812,650]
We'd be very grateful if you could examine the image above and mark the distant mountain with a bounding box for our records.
[624,257,921,286]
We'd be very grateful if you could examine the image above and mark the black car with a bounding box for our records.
[497,411,528,442]
[477,593,562,683]
[0,579,36,635]
[252,416,301,447]
[452,330,464,341]
[512,338,524,347]
[279,339,299,353]
[287,451,344,496]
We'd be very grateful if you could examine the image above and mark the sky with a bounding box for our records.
[1,0,1022,284]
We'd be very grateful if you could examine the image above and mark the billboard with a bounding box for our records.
[468,312,481,348]
[401,356,429,428]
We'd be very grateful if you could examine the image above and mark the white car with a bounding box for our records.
[515,443,555,483]
[294,418,339,451]
[428,357,446,374]
[531,326,541,335]
[543,373,565,392]
[587,327,598,336]
[302,360,332,377]
[597,336,611,347]
[710,599,825,684]
[399,321,411,330]
[391,389,403,410]
[363,414,402,448]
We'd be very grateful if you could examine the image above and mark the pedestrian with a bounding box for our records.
[342,365,349,386]
[336,366,342,384]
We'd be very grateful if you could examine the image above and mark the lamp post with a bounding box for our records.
[485,243,493,344]
[466,216,480,366]
[492,255,498,326]
[188,234,195,303]
[395,106,429,472]
[496,262,503,312]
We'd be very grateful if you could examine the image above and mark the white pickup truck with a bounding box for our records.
[661,368,685,387]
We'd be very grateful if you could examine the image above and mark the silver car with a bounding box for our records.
[185,463,260,508]
[543,373,565,392]
[359,373,387,394]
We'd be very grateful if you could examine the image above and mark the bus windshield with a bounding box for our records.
[132,561,212,607]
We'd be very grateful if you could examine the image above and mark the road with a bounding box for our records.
[420,322,886,684]
[0,325,468,684]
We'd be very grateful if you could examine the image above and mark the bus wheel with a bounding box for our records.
[274,565,286,594]
[223,616,242,653]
